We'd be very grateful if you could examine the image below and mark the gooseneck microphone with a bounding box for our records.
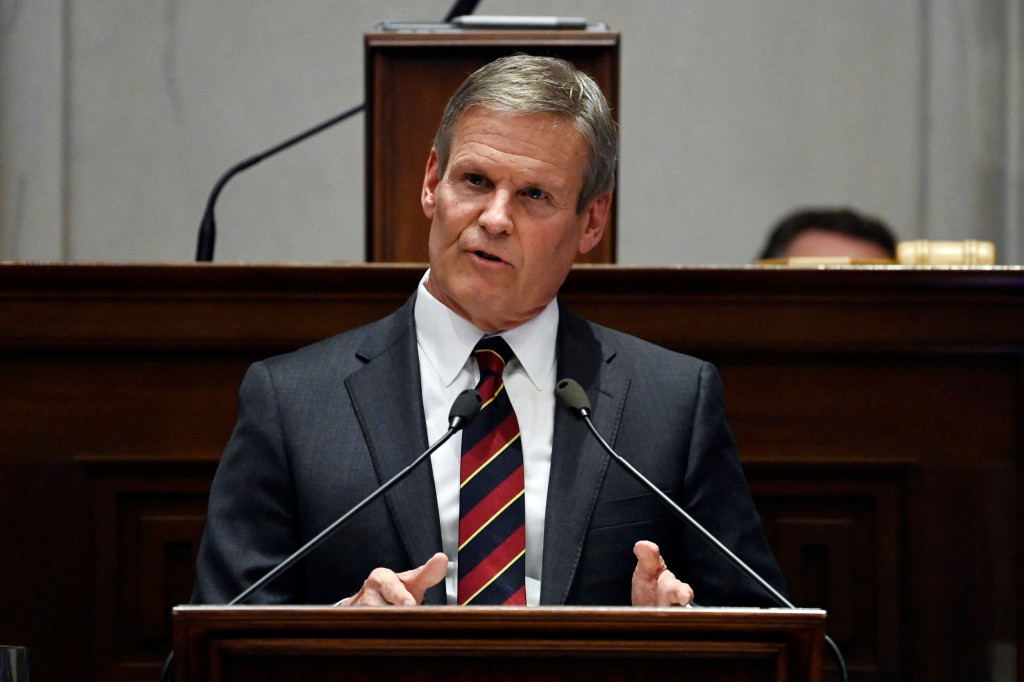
[553,379,789,607]
[193,0,482,262]
[554,377,849,682]
[160,389,482,682]
[227,387,481,606]
[194,103,364,262]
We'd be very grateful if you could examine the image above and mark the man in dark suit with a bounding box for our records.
[192,55,785,608]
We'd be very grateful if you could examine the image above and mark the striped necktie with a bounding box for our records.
[457,335,527,605]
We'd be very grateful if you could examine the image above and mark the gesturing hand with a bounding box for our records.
[338,552,448,606]
[631,540,694,607]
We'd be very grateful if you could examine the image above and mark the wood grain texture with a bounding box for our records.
[1,263,1020,682]
[365,30,619,264]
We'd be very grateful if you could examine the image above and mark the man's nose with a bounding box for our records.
[479,190,513,234]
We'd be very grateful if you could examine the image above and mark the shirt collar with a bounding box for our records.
[414,270,559,390]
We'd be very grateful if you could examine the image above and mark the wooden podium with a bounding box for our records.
[365,28,620,263]
[172,606,826,682]
[3,263,1022,681]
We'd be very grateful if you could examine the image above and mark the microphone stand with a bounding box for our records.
[555,378,849,682]
[444,0,481,22]
[228,389,470,606]
[194,0,483,262]
[195,102,364,262]
[160,389,481,681]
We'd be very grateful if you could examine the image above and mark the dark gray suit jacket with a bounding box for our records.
[192,296,786,607]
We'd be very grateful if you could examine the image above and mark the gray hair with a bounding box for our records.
[432,54,618,213]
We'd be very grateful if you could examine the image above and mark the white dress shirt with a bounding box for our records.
[414,271,558,605]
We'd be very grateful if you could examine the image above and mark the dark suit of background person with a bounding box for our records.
[191,55,786,609]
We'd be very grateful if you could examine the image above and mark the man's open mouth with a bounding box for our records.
[475,250,502,262]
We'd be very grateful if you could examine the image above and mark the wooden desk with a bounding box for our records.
[1,263,1020,682]
[173,606,826,682]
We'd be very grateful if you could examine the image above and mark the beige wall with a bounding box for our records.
[1,0,1022,264]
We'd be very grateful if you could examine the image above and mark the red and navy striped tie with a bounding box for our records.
[457,336,527,605]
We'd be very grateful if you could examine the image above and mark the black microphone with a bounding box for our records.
[194,0,482,262]
[159,388,482,681]
[554,377,849,682]
[195,103,364,262]
[231,387,481,605]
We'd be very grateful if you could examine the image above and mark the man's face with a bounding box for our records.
[421,108,611,333]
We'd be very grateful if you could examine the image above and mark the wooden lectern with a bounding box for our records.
[173,606,825,681]
[6,263,1021,680]
[364,28,620,263]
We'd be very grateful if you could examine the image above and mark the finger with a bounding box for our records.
[656,570,695,607]
[376,571,418,605]
[401,553,449,603]
[353,567,414,606]
[342,579,393,607]
[632,540,665,579]
[354,588,389,606]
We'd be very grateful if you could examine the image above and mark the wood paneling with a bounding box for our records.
[749,461,909,681]
[173,606,826,682]
[365,30,619,264]
[79,458,216,680]
[0,263,1021,682]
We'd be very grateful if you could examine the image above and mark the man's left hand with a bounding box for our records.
[631,540,694,606]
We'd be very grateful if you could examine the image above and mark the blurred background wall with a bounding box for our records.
[1,0,1021,265]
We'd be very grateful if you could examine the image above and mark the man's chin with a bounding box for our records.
[461,304,511,334]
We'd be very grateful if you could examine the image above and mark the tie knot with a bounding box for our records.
[473,335,514,377]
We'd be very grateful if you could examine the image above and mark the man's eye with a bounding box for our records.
[523,187,546,200]
[466,174,485,186]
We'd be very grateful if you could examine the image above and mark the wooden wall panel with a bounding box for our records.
[0,263,1021,682]
[365,30,619,264]
[749,463,909,682]
[78,458,217,681]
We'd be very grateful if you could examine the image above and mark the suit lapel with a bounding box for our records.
[540,302,629,604]
[342,298,629,605]
[344,296,447,604]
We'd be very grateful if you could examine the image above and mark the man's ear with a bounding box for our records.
[578,192,612,255]
[421,149,441,219]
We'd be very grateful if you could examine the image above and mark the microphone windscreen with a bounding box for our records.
[449,389,482,426]
[555,378,591,415]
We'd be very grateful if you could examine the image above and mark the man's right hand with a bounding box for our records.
[337,552,448,606]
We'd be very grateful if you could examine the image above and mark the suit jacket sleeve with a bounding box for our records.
[550,310,786,607]
[190,298,441,606]
[676,361,787,606]
[566,358,786,607]
[191,361,305,604]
